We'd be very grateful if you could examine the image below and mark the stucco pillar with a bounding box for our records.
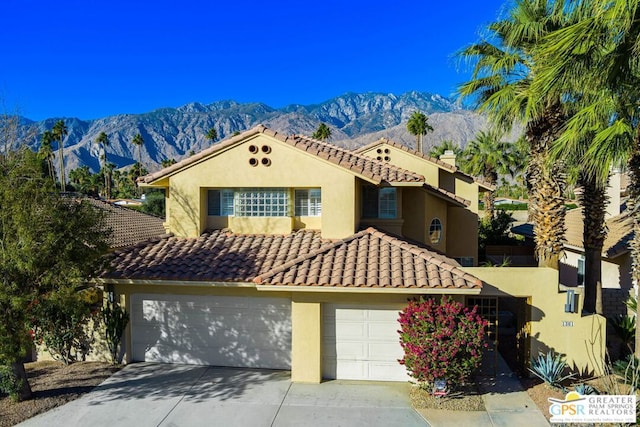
[291,299,322,383]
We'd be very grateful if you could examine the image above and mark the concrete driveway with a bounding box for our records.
[19,363,428,427]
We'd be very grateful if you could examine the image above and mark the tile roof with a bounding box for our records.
[103,228,482,291]
[140,125,424,185]
[354,138,495,190]
[254,228,482,290]
[86,198,169,249]
[564,207,633,258]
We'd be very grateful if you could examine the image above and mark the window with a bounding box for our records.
[577,256,585,286]
[295,189,321,216]
[429,218,443,244]
[362,186,397,219]
[454,257,474,267]
[235,188,289,217]
[207,189,234,216]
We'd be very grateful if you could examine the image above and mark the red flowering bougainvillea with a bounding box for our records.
[398,296,488,388]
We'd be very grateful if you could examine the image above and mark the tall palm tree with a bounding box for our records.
[312,123,332,141]
[406,111,433,153]
[95,132,111,198]
[39,130,56,183]
[461,130,518,218]
[52,120,68,191]
[458,0,568,268]
[131,133,144,178]
[535,0,640,322]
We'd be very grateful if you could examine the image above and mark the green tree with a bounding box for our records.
[161,158,177,167]
[131,133,144,194]
[457,0,569,269]
[462,130,518,218]
[95,132,111,199]
[533,0,640,316]
[406,111,433,153]
[205,128,218,143]
[39,130,56,183]
[0,148,108,400]
[52,120,68,191]
[312,123,332,141]
[428,140,462,161]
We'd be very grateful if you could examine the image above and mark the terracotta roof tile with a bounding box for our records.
[253,228,482,290]
[85,198,169,249]
[140,125,424,185]
[355,138,495,190]
[564,207,633,258]
[103,228,482,291]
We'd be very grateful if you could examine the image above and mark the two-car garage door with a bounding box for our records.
[323,304,409,381]
[130,294,291,369]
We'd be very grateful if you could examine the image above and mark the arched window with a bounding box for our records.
[429,218,443,244]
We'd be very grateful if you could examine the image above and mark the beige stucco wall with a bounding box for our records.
[165,134,359,239]
[447,206,479,264]
[466,267,607,376]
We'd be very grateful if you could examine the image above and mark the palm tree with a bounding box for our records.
[534,1,640,320]
[205,128,218,143]
[312,123,332,141]
[406,111,433,153]
[131,133,144,180]
[457,0,568,268]
[95,132,111,198]
[428,140,461,160]
[39,130,56,183]
[161,158,177,167]
[52,120,68,191]
[461,130,518,219]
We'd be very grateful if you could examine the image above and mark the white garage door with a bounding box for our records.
[131,294,291,369]
[323,304,409,381]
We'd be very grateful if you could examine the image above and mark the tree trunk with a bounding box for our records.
[627,133,640,359]
[10,360,32,401]
[526,103,567,270]
[580,173,607,315]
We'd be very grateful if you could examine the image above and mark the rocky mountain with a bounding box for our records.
[18,91,502,175]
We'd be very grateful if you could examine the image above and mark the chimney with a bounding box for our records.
[606,169,621,219]
[439,150,456,167]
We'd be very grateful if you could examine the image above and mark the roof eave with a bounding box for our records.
[256,285,482,294]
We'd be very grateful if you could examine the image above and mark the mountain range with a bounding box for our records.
[18,91,500,175]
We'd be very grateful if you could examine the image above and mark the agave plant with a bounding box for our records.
[574,383,597,395]
[529,351,576,388]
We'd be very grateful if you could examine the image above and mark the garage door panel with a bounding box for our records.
[323,304,408,381]
[131,294,291,369]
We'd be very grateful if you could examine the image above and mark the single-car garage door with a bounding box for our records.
[323,304,409,381]
[131,294,291,369]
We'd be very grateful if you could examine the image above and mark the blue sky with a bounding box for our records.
[1,0,507,121]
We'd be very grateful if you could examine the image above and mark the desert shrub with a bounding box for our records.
[613,355,640,383]
[30,289,96,365]
[609,314,635,357]
[574,383,597,395]
[102,301,130,365]
[0,365,23,401]
[529,351,575,388]
[398,296,488,389]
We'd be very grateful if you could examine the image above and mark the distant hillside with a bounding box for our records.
[16,91,503,175]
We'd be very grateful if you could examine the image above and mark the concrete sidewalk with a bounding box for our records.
[416,353,549,426]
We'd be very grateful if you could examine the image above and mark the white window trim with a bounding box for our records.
[294,189,322,217]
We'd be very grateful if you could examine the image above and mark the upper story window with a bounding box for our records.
[235,188,289,217]
[208,189,235,216]
[362,185,397,219]
[429,218,443,244]
[295,189,322,216]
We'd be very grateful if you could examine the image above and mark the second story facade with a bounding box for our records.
[140,125,488,265]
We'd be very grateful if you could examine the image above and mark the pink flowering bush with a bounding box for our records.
[398,296,488,388]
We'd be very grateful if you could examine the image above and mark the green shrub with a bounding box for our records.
[613,355,640,383]
[30,290,96,365]
[609,314,635,357]
[0,365,23,401]
[529,351,576,388]
[398,296,488,390]
[102,302,129,365]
